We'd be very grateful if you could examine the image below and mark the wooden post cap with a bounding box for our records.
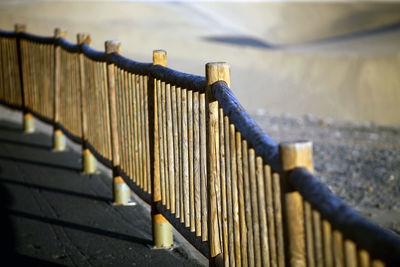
[279,141,314,173]
[14,24,26,33]
[54,28,67,39]
[206,62,230,88]
[153,50,167,66]
[77,33,91,45]
[105,40,121,54]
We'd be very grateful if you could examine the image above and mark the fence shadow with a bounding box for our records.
[0,177,111,203]
[7,209,152,247]
[0,155,81,173]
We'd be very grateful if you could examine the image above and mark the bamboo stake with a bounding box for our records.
[166,83,175,213]
[257,156,270,267]
[188,90,195,231]
[219,108,229,266]
[162,81,169,208]
[193,90,201,233]
[199,92,208,241]
[172,85,180,219]
[236,132,248,267]
[242,140,255,267]
[52,28,67,151]
[177,87,183,220]
[77,33,97,173]
[344,239,358,267]
[15,24,34,133]
[304,201,315,267]
[182,88,189,226]
[249,148,262,267]
[333,230,345,267]
[105,40,132,205]
[280,141,313,267]
[313,208,324,267]
[151,50,173,248]
[265,164,278,267]
[206,62,231,262]
[322,220,333,267]
[230,123,242,266]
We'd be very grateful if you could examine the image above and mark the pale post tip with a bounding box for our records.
[77,33,91,45]
[14,24,26,33]
[54,28,67,39]
[153,50,167,66]
[105,40,121,54]
[205,62,231,88]
[279,140,314,173]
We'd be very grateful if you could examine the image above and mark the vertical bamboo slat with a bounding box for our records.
[182,88,189,226]
[257,155,271,267]
[250,148,262,267]
[199,92,208,242]
[52,28,67,151]
[280,141,313,267]
[219,108,229,266]
[323,220,333,267]
[333,230,345,267]
[225,116,236,267]
[166,83,175,213]
[304,201,315,267]
[77,33,97,173]
[265,165,278,267]
[236,132,248,267]
[188,90,195,232]
[172,85,181,219]
[193,91,201,236]
[344,239,358,267]
[206,62,230,262]
[230,123,241,266]
[151,50,173,249]
[105,40,132,205]
[242,140,255,267]
[313,210,324,267]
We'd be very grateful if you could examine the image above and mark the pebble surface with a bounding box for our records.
[252,111,400,236]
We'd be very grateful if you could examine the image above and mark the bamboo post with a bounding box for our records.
[206,62,230,265]
[52,28,67,151]
[105,40,133,205]
[77,33,97,173]
[15,24,33,133]
[280,141,313,267]
[150,50,174,248]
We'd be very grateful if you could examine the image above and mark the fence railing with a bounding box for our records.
[1,24,399,267]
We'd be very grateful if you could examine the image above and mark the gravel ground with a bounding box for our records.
[252,111,400,236]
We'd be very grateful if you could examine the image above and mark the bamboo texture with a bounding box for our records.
[0,36,22,106]
[21,39,55,119]
[82,55,111,159]
[1,29,397,267]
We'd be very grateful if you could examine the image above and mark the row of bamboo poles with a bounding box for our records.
[21,40,54,120]
[114,66,151,193]
[155,80,209,240]
[81,56,111,161]
[302,198,376,267]
[0,35,22,107]
[208,103,286,267]
[0,26,393,267]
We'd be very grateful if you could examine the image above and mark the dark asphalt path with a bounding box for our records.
[0,119,204,267]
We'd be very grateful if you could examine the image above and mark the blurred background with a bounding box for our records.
[1,0,400,125]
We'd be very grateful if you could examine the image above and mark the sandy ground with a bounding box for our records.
[1,1,400,125]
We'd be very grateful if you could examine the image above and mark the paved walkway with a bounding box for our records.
[0,108,205,266]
